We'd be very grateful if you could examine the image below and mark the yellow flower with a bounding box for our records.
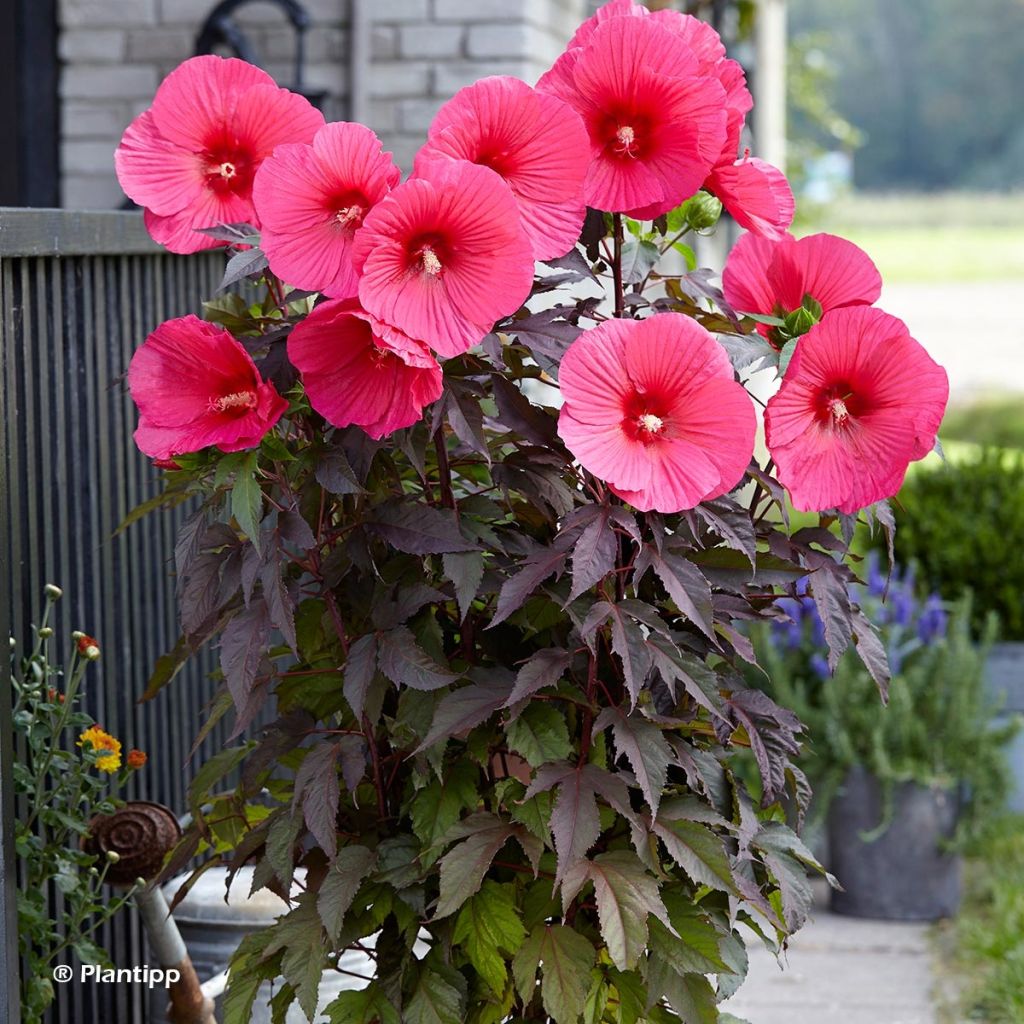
[77,725,122,773]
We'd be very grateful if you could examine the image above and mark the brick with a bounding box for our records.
[385,134,424,173]
[368,99,398,135]
[466,22,541,59]
[62,64,159,100]
[62,173,126,209]
[435,0,548,23]
[62,139,122,174]
[59,29,126,62]
[399,24,463,59]
[433,59,524,95]
[397,96,444,134]
[125,27,191,62]
[62,101,131,138]
[62,0,157,28]
[371,25,398,59]
[374,0,429,21]
[369,61,430,99]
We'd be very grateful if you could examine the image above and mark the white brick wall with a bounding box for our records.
[58,0,588,206]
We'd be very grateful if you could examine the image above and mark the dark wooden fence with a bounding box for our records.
[1,209,234,1023]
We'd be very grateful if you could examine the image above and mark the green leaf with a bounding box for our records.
[411,761,479,864]
[648,914,727,976]
[293,742,340,859]
[324,985,400,1024]
[231,451,263,551]
[656,971,718,1024]
[512,924,596,1024]
[317,845,375,942]
[778,336,799,375]
[453,881,527,995]
[188,744,250,815]
[262,895,326,1022]
[563,851,669,971]
[507,703,572,767]
[405,967,464,1024]
[653,819,736,894]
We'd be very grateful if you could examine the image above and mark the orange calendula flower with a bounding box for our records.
[126,749,147,770]
[78,725,122,773]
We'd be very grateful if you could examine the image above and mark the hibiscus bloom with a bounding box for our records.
[115,55,324,254]
[537,16,727,219]
[288,300,442,439]
[128,315,287,460]
[253,121,400,298]
[351,160,533,358]
[764,306,948,514]
[706,157,794,241]
[557,313,756,512]
[722,232,882,331]
[414,77,589,261]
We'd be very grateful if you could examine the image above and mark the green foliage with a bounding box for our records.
[753,594,1013,845]
[10,590,144,1018]
[790,0,1024,191]
[950,816,1024,1024]
[888,450,1024,639]
[940,397,1024,451]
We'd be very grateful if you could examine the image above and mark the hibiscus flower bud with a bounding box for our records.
[783,305,817,339]
[686,192,724,232]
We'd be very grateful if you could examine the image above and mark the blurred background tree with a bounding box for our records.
[789,0,1024,191]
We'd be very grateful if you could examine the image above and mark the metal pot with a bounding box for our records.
[987,641,1024,812]
[827,765,961,921]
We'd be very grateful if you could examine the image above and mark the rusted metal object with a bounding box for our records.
[86,803,216,1024]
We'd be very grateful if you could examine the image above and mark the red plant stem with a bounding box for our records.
[612,213,626,318]
[434,429,456,511]
[580,650,598,761]
[324,589,349,657]
[363,713,389,821]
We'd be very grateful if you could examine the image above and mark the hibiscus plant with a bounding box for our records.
[118,2,949,1022]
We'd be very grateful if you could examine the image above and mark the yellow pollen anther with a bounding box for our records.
[828,397,850,424]
[639,412,664,434]
[335,205,364,227]
[420,247,443,276]
[615,125,638,156]
[213,390,257,413]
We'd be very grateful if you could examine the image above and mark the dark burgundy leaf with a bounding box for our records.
[489,547,568,628]
[443,551,485,622]
[366,501,479,555]
[293,742,340,859]
[418,678,512,751]
[315,446,363,495]
[219,246,269,291]
[851,606,890,699]
[490,374,557,445]
[343,634,379,720]
[637,546,715,640]
[568,506,618,602]
[506,648,573,706]
[220,599,271,713]
[378,625,459,691]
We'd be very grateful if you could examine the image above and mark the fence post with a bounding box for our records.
[0,252,21,1024]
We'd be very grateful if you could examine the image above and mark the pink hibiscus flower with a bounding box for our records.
[288,300,442,439]
[128,315,287,460]
[116,56,324,254]
[557,313,756,513]
[253,122,400,298]
[765,306,948,514]
[537,16,727,219]
[414,77,589,261]
[706,157,795,241]
[723,232,882,333]
[351,159,533,359]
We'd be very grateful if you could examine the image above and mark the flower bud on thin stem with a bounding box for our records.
[44,584,63,602]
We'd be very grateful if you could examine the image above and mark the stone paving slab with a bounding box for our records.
[722,884,939,1024]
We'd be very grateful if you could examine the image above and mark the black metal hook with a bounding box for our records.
[193,0,325,106]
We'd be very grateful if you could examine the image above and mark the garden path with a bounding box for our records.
[721,881,942,1024]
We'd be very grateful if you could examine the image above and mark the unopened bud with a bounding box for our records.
[44,584,63,601]
[686,192,723,232]
[71,631,86,641]
[38,627,54,639]
[89,866,100,877]
[76,635,101,660]
[106,850,121,864]
[9,637,15,650]
[784,305,817,338]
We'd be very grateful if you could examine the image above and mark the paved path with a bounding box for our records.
[722,883,941,1024]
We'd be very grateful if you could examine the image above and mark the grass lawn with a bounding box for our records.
[796,192,1024,284]
[935,815,1024,1023]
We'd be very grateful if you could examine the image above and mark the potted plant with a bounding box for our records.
[754,558,1015,920]
[891,449,1024,811]
[111,0,953,1018]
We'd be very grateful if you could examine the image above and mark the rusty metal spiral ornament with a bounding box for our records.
[84,801,182,887]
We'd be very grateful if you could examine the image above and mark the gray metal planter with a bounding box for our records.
[987,642,1024,812]
[827,765,961,921]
